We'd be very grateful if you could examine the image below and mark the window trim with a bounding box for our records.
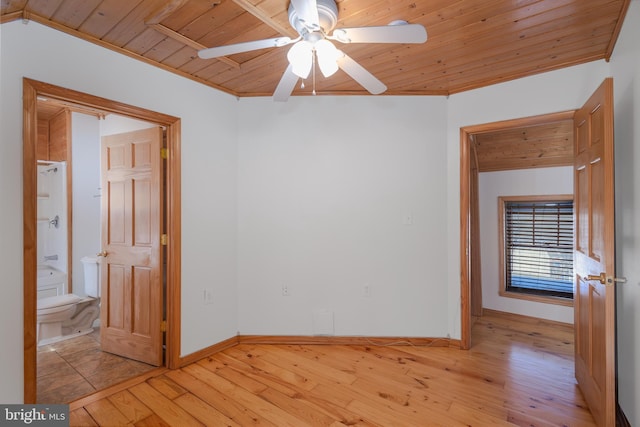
[498,194,574,307]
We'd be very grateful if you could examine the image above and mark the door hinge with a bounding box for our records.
[161,147,168,159]
[161,234,168,245]
[161,320,167,332]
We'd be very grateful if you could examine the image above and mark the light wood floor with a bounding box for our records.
[68,311,595,426]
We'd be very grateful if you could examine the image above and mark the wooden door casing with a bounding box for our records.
[23,78,182,403]
[573,78,616,427]
[100,127,164,366]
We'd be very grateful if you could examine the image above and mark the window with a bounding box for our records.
[499,195,574,304]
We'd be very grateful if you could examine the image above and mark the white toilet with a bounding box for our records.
[36,256,101,346]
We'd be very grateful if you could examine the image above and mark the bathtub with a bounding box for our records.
[37,265,67,299]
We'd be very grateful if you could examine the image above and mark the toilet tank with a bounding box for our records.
[80,256,100,297]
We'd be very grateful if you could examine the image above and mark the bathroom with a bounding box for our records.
[36,103,102,346]
[35,101,158,403]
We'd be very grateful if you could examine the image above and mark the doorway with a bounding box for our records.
[459,110,576,348]
[23,78,182,403]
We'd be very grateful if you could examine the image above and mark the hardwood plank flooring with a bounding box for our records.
[69,311,595,426]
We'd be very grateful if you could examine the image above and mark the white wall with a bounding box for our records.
[0,20,239,403]
[237,96,450,337]
[478,167,574,323]
[610,0,640,423]
[235,62,608,340]
[100,114,155,136]
[0,22,24,405]
[71,113,101,297]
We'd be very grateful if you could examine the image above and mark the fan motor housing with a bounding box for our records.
[289,0,339,35]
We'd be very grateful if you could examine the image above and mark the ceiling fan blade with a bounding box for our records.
[273,64,300,102]
[290,0,320,29]
[198,37,294,59]
[337,52,387,95]
[332,24,427,44]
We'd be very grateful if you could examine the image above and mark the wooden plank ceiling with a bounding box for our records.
[1,0,629,98]
[474,120,574,172]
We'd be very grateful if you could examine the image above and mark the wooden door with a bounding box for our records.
[573,78,616,426]
[100,127,164,366]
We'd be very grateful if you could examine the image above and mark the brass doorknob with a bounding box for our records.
[97,250,108,257]
[586,272,627,286]
[586,273,606,284]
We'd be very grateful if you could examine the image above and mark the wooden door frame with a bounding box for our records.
[23,78,182,403]
[459,110,576,349]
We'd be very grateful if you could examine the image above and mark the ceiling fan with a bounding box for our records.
[198,0,427,101]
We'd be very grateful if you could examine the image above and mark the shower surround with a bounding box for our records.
[37,161,68,285]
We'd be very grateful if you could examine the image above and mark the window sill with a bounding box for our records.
[499,290,574,307]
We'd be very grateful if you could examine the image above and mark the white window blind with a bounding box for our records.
[504,200,574,298]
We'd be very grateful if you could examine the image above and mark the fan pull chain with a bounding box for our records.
[312,49,317,96]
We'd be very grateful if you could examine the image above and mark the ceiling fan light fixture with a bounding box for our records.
[287,41,313,78]
[315,39,340,77]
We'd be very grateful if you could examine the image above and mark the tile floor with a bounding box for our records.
[37,328,157,403]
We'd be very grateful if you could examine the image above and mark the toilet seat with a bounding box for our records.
[37,294,83,314]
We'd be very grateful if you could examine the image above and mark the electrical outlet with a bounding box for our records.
[282,284,289,296]
[203,288,214,305]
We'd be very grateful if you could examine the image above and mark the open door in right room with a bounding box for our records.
[573,77,620,427]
